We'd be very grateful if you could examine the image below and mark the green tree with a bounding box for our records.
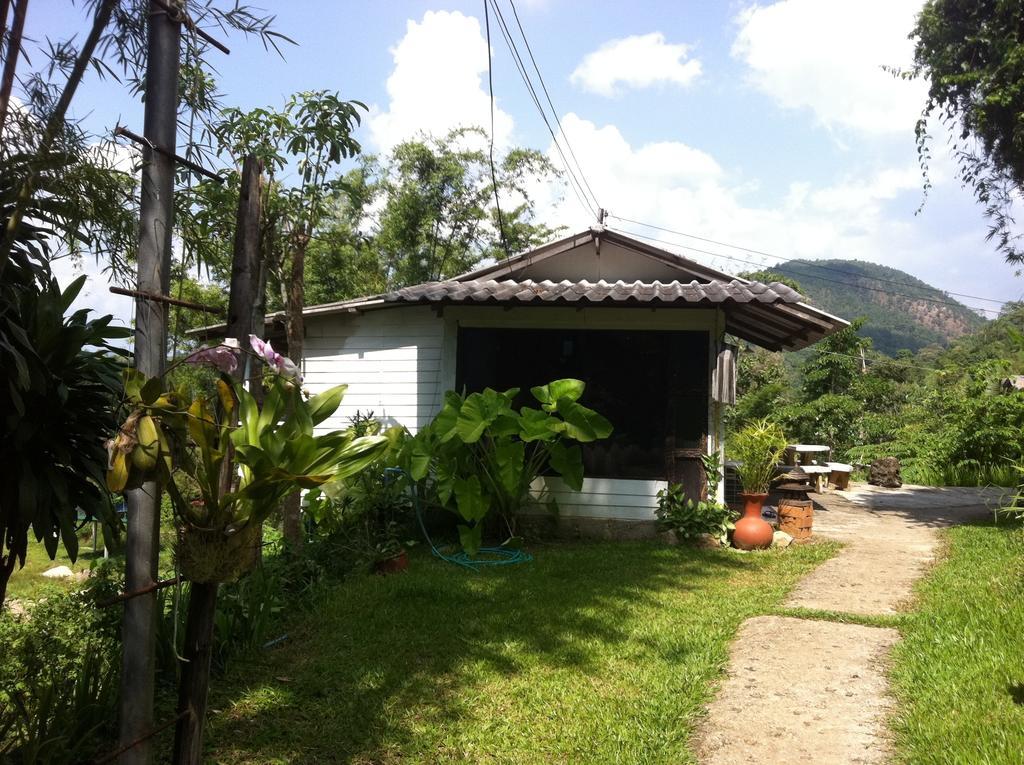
[213,91,365,547]
[374,128,560,287]
[801,319,869,399]
[907,0,1024,262]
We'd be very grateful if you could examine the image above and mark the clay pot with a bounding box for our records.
[374,549,409,575]
[733,492,774,550]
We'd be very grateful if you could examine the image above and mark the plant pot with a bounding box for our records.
[374,549,409,575]
[733,492,774,550]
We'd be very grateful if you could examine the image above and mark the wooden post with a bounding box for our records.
[117,4,179,763]
[172,154,263,764]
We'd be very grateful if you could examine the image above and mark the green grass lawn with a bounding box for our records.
[889,520,1024,765]
[203,540,836,764]
[5,533,105,602]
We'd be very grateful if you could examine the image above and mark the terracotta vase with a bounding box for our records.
[733,492,774,550]
[374,549,409,575]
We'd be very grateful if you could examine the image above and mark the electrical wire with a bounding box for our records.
[482,0,513,265]
[607,224,1006,317]
[506,0,601,214]
[485,0,597,221]
[609,214,1012,309]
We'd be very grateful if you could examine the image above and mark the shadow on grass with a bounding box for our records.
[202,541,753,763]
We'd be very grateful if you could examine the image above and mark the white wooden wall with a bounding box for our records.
[302,303,727,522]
[303,306,445,434]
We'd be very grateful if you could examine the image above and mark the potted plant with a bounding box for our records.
[728,418,787,550]
[370,519,416,575]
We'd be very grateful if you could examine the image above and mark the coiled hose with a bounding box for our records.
[385,468,533,572]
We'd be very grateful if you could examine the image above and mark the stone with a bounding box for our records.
[694,533,723,549]
[868,457,902,488]
[773,530,794,548]
[41,565,74,579]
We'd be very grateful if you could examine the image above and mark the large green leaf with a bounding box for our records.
[555,399,614,442]
[453,474,489,521]
[433,397,461,442]
[518,406,562,442]
[548,441,584,491]
[455,388,511,443]
[406,433,432,481]
[457,523,483,557]
[531,378,585,411]
[493,440,525,494]
[307,384,347,426]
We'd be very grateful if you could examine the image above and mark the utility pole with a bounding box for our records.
[118,2,180,763]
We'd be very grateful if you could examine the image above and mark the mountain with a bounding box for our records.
[771,259,988,355]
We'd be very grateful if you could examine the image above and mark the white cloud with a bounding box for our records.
[534,114,1017,307]
[732,0,927,135]
[570,33,702,97]
[368,10,514,154]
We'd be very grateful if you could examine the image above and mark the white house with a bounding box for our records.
[221,228,848,536]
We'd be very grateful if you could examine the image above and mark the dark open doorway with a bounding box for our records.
[456,326,709,491]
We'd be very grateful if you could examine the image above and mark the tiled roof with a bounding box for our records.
[386,278,804,305]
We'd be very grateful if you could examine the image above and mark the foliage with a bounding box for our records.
[106,339,389,582]
[730,301,1024,487]
[655,485,736,546]
[728,419,787,495]
[372,129,560,286]
[800,320,869,399]
[0,266,128,606]
[201,540,837,763]
[0,568,122,763]
[907,0,1024,263]
[406,380,612,555]
[305,413,415,565]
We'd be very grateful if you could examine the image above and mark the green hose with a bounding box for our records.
[386,468,533,572]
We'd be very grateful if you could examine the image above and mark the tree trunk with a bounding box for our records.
[170,153,264,762]
[117,4,179,763]
[0,0,28,136]
[281,232,309,550]
[170,581,218,765]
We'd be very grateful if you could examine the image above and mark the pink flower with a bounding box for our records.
[184,343,239,375]
[249,335,301,381]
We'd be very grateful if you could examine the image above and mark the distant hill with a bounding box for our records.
[770,259,987,355]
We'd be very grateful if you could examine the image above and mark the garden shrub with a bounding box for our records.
[0,563,121,763]
[405,380,613,555]
[305,412,417,567]
[655,485,736,546]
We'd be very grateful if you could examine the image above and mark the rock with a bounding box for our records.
[75,569,91,582]
[41,565,74,579]
[868,457,902,488]
[695,533,723,549]
[773,531,794,548]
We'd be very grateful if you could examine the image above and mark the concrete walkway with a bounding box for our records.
[697,483,1004,764]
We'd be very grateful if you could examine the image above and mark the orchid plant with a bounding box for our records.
[106,336,386,582]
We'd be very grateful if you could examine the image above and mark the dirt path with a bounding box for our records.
[697,484,1003,765]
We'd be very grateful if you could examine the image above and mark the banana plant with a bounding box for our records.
[405,379,612,555]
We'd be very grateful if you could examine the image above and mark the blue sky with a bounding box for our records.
[35,0,1022,321]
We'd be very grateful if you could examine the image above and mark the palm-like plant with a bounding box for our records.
[729,418,788,495]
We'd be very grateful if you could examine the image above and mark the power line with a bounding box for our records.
[505,0,600,214]
[484,0,597,221]
[808,348,953,373]
[609,213,1011,308]
[608,224,1005,317]
[482,0,512,265]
